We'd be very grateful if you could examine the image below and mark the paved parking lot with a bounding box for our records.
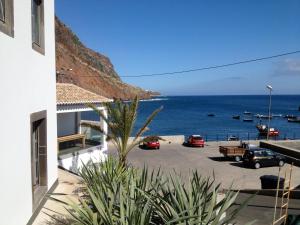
[109,141,300,190]
[109,141,300,224]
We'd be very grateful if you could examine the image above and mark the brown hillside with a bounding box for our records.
[55,17,158,99]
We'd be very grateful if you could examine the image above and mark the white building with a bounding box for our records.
[0,0,58,224]
[56,83,111,173]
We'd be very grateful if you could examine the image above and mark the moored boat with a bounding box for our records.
[256,124,279,136]
[287,117,300,123]
[256,114,272,119]
[232,115,240,119]
[207,113,215,117]
[243,117,253,122]
[244,111,252,115]
[284,115,297,119]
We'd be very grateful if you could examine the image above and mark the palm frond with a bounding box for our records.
[88,96,162,165]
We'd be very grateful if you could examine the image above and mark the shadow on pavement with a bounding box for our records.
[208,156,233,162]
[229,162,254,170]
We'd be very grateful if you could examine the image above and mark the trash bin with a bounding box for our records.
[260,175,284,189]
[286,215,300,225]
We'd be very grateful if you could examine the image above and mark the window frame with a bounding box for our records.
[31,0,45,55]
[0,0,14,37]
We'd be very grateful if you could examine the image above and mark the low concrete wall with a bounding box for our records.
[235,189,300,199]
[58,146,107,173]
[157,135,185,144]
[107,136,264,147]
[108,135,185,146]
[260,141,300,166]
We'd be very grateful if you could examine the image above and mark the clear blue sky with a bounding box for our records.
[55,0,300,95]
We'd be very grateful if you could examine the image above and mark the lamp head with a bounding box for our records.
[266,85,273,91]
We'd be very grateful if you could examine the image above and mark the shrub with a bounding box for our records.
[51,157,252,225]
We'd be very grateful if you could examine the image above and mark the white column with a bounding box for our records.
[77,112,82,134]
[100,108,108,150]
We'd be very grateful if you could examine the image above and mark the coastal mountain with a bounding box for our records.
[55,17,158,99]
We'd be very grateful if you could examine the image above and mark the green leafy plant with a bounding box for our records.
[83,96,162,166]
[50,157,253,225]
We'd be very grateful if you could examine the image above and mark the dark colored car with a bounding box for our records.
[243,148,285,169]
[142,137,160,150]
[187,135,205,147]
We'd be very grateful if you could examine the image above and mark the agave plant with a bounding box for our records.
[141,171,244,225]
[83,96,162,166]
[51,157,163,225]
[50,157,253,225]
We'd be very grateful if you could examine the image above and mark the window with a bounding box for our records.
[0,0,14,37]
[265,150,274,156]
[32,0,44,54]
[0,0,4,22]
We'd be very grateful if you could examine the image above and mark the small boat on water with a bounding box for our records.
[284,115,297,119]
[244,111,252,115]
[288,117,300,123]
[232,115,240,120]
[256,114,272,119]
[243,117,253,122]
[256,124,279,136]
[272,114,282,118]
[207,113,215,117]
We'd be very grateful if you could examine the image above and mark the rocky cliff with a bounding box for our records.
[55,17,158,100]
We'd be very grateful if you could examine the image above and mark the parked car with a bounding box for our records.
[186,135,205,147]
[142,136,160,150]
[243,148,285,169]
[227,135,239,141]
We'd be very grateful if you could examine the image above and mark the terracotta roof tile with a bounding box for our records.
[56,83,112,105]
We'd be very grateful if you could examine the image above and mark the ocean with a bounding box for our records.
[82,95,300,141]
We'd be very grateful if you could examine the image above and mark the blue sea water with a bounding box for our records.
[82,95,300,141]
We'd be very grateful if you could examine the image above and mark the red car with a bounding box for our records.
[187,135,205,147]
[142,137,160,149]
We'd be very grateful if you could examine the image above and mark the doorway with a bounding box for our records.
[31,111,48,210]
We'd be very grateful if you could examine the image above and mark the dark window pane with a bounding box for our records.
[0,0,5,22]
[32,0,41,45]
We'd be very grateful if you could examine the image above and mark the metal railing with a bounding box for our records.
[201,132,300,142]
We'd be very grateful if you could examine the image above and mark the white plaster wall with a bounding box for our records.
[58,146,108,174]
[57,112,78,137]
[0,1,57,224]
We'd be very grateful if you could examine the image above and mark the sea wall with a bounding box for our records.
[108,135,185,146]
[155,135,185,144]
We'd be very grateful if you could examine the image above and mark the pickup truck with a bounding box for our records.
[219,143,249,161]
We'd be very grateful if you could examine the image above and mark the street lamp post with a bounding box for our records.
[266,85,273,141]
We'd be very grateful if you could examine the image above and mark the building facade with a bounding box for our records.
[0,0,57,224]
[56,83,111,173]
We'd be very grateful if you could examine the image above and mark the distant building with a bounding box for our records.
[0,0,57,224]
[56,83,111,173]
